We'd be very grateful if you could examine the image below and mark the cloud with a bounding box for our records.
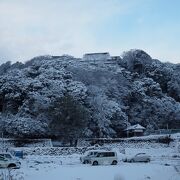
[0,0,126,62]
[0,0,179,64]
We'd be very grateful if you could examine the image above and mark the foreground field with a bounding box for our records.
[1,147,179,180]
[14,162,179,180]
[1,134,180,180]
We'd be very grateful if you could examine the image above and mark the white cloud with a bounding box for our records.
[0,0,179,64]
[0,0,126,62]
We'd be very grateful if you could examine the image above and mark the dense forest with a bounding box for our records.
[0,49,179,140]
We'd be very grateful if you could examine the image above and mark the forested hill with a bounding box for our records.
[0,49,179,139]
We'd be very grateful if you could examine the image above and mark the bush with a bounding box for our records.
[158,135,173,144]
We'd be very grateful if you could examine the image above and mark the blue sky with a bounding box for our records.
[0,0,180,63]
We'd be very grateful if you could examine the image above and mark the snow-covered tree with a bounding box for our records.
[122,49,152,73]
[0,50,179,139]
[48,95,90,145]
[167,64,180,102]
[4,116,48,138]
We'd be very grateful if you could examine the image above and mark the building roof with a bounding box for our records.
[125,124,146,131]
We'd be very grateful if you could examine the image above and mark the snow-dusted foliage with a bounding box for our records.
[47,95,90,145]
[145,60,173,92]
[131,78,162,98]
[167,64,180,102]
[122,49,152,73]
[0,50,179,139]
[67,81,87,102]
[128,77,180,129]
[4,116,48,138]
[87,92,128,137]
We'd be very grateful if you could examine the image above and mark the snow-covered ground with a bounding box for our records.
[0,145,179,180]
[1,134,180,180]
[10,162,180,180]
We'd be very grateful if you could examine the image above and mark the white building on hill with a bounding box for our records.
[83,52,111,61]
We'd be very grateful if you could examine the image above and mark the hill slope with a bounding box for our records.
[0,50,179,139]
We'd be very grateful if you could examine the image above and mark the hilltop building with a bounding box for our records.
[83,52,111,61]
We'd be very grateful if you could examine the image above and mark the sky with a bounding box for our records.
[0,0,180,64]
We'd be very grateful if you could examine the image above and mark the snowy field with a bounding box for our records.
[1,146,179,180]
[9,162,180,180]
[0,134,180,180]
